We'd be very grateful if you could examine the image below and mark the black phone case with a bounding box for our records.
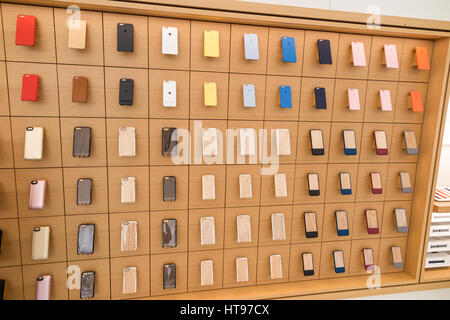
[162,219,177,248]
[0,279,4,300]
[161,127,178,156]
[317,39,332,64]
[310,130,325,156]
[163,263,176,289]
[304,213,318,239]
[302,253,315,276]
[314,87,327,109]
[307,177,320,197]
[77,224,95,255]
[77,178,92,205]
[80,271,95,299]
[73,127,91,157]
[119,78,134,106]
[117,23,134,52]
[163,176,176,201]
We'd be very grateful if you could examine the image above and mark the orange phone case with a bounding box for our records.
[415,47,430,71]
[410,91,423,112]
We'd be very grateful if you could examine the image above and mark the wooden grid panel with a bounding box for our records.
[0,3,434,299]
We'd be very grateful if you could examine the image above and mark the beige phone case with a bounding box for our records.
[119,127,136,157]
[307,173,320,193]
[302,252,314,272]
[122,267,137,294]
[202,175,216,200]
[271,213,286,241]
[333,250,345,268]
[67,19,87,49]
[363,248,374,266]
[121,177,136,203]
[121,221,138,252]
[200,260,214,286]
[200,216,216,246]
[275,129,291,156]
[237,214,252,243]
[310,129,324,149]
[270,254,283,279]
[365,209,379,229]
[32,226,50,261]
[304,212,318,233]
[343,130,356,149]
[239,128,256,156]
[339,172,352,191]
[202,128,218,156]
[336,210,349,230]
[24,127,44,160]
[236,257,249,283]
[239,174,253,199]
[274,173,287,198]
[374,130,388,149]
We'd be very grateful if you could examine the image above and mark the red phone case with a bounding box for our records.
[21,74,39,101]
[15,15,36,46]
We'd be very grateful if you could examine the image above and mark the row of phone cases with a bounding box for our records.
[14,14,431,72]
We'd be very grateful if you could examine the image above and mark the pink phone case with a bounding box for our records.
[379,89,392,111]
[351,41,366,67]
[348,88,360,110]
[29,180,46,210]
[384,44,399,69]
[35,275,51,300]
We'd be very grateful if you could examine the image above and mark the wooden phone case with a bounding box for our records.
[72,76,88,103]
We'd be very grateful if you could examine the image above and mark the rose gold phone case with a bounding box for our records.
[35,275,51,300]
[122,267,137,294]
[29,180,46,210]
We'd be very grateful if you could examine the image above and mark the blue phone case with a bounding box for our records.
[281,37,296,63]
[280,86,292,109]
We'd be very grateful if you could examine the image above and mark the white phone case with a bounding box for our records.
[162,26,178,55]
[24,127,44,160]
[119,127,136,157]
[121,177,136,203]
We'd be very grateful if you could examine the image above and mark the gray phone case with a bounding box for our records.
[77,224,95,255]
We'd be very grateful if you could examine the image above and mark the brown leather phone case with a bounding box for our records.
[72,76,88,103]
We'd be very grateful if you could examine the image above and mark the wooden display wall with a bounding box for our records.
[0,1,448,300]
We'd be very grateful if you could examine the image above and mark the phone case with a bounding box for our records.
[80,271,95,299]
[351,41,366,66]
[162,219,177,248]
[244,33,259,60]
[307,173,320,197]
[200,260,214,286]
[73,127,91,157]
[77,178,92,205]
[77,224,95,255]
[400,172,412,193]
[342,130,357,155]
[394,208,409,233]
[202,175,216,200]
[21,74,39,101]
[274,173,287,198]
[271,213,286,241]
[304,212,318,238]
[281,36,296,63]
[317,39,332,64]
[0,279,4,300]
[384,44,399,69]
[163,176,176,202]
[370,172,383,195]
[15,14,36,46]
[415,46,430,70]
[335,210,349,236]
[314,87,327,109]
[123,267,137,295]
[35,275,51,300]
[204,30,220,58]
[31,226,50,261]
[236,257,249,283]
[163,80,177,107]
[363,248,374,271]
[365,209,379,234]
[275,128,291,156]
[202,128,217,157]
[162,26,178,55]
[204,82,217,106]
[347,88,360,110]
[374,130,388,155]
[270,254,283,279]
[339,172,352,195]
[67,19,87,49]
[118,127,136,157]
[117,23,134,52]
[162,127,178,157]
[200,216,216,246]
[163,263,176,289]
[121,221,137,252]
[302,252,314,276]
[29,180,46,210]
[236,215,251,243]
[379,89,392,111]
[119,78,134,106]
[279,85,292,109]
[410,90,423,112]
[391,246,403,268]
[404,130,419,155]
[24,127,44,160]
[239,128,256,156]
[310,129,324,155]
[333,250,345,273]
[72,76,88,103]
[243,84,256,108]
[239,174,252,199]
[121,177,136,203]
